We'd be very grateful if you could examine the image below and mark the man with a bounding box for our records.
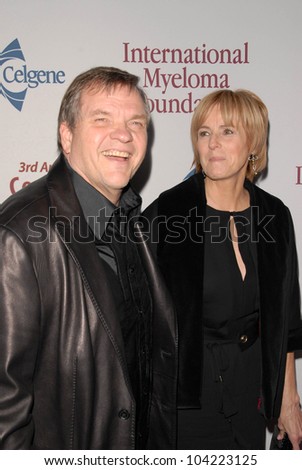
[0,67,177,450]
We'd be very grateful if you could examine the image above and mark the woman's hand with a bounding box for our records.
[278,352,302,449]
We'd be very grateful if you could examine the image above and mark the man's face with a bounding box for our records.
[60,85,148,204]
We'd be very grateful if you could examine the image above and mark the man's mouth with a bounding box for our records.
[102,150,131,159]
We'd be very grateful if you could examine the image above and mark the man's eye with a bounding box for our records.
[129,120,145,128]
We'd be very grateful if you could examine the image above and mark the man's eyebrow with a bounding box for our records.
[129,113,148,121]
[89,108,110,117]
[88,110,147,121]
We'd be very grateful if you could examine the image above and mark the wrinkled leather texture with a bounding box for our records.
[0,155,177,450]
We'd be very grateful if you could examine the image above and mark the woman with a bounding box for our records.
[143,89,302,449]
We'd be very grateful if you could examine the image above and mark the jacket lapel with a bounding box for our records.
[46,155,128,367]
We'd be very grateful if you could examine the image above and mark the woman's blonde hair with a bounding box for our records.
[191,89,269,181]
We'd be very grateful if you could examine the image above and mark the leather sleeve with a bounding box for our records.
[0,227,40,449]
[141,199,159,260]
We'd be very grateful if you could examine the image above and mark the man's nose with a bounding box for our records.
[110,124,133,142]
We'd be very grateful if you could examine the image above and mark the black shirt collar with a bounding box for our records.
[66,159,142,239]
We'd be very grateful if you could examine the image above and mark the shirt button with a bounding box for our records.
[240,334,248,343]
[118,409,130,420]
[128,265,135,275]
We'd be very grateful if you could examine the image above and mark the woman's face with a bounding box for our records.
[196,105,250,183]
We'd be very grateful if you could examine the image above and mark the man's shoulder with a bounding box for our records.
[0,175,49,227]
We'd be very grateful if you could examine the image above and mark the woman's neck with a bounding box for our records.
[204,177,250,212]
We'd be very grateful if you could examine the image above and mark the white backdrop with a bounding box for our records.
[1,0,302,448]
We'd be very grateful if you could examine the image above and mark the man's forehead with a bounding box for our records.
[79,86,147,118]
[82,83,140,100]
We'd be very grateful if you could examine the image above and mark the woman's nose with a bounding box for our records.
[208,133,220,149]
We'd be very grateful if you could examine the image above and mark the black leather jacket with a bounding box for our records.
[0,155,177,449]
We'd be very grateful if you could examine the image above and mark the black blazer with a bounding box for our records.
[143,172,302,419]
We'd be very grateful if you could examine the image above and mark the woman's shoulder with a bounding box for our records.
[160,172,204,202]
[247,180,288,213]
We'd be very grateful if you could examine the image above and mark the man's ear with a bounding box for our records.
[59,122,73,155]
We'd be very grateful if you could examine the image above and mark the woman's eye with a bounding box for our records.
[198,130,209,137]
[223,128,234,135]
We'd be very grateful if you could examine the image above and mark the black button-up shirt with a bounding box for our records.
[69,167,152,449]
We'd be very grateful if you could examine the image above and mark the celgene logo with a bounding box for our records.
[0,38,66,111]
